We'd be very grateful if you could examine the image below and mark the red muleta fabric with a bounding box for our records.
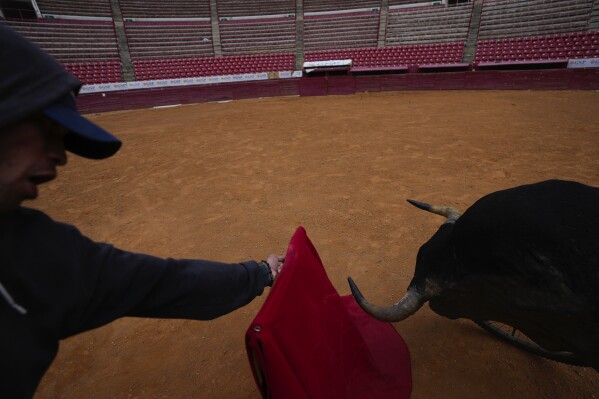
[246,227,412,399]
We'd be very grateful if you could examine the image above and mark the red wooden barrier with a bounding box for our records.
[78,69,599,114]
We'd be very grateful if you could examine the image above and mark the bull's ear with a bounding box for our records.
[407,199,461,224]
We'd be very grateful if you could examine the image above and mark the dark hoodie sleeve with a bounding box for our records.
[6,208,267,339]
[67,235,266,336]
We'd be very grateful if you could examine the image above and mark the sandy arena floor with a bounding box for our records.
[32,90,599,398]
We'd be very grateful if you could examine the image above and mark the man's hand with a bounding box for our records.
[265,254,285,280]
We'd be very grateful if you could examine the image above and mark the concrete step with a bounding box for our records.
[462,0,484,63]
[588,0,599,30]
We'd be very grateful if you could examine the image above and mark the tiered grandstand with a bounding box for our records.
[217,0,296,17]
[306,42,463,67]
[134,53,295,80]
[476,0,597,63]
[478,0,594,40]
[219,18,296,55]
[64,61,122,85]
[0,18,121,84]
[35,0,112,18]
[1,0,598,87]
[125,21,214,59]
[2,19,119,63]
[303,12,380,51]
[303,0,380,13]
[476,31,599,63]
[118,0,211,19]
[388,0,436,7]
[386,3,473,45]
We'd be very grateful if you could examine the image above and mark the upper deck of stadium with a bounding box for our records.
[1,0,597,91]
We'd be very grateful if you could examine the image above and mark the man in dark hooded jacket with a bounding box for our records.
[0,25,285,398]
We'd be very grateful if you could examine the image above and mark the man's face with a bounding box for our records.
[0,115,68,213]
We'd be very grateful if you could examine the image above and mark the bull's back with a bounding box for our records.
[453,179,599,305]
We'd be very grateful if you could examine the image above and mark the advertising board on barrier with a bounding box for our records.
[79,70,304,94]
[567,58,599,69]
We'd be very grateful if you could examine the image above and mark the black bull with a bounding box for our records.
[348,180,599,370]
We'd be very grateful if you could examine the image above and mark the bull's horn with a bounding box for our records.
[348,277,426,322]
[407,199,461,224]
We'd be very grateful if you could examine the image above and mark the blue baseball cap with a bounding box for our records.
[42,93,121,160]
[0,25,121,160]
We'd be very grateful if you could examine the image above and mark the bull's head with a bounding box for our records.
[348,199,461,322]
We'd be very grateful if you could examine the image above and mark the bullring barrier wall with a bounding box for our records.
[77,69,599,114]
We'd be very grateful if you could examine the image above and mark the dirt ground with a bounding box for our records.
[32,90,599,398]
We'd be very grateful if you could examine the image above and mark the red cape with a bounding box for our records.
[246,227,412,399]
